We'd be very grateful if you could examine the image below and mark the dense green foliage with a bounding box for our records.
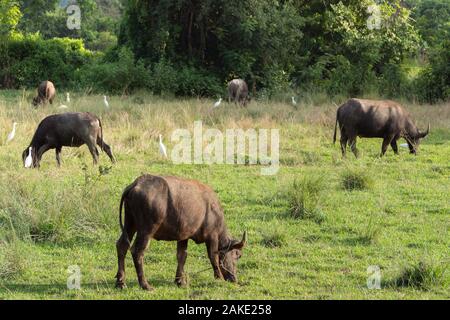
[0,34,93,88]
[0,0,448,102]
[17,0,122,51]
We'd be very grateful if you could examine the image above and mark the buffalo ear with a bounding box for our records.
[231,231,247,250]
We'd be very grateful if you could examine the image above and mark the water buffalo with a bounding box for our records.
[115,174,247,290]
[333,99,430,157]
[22,112,116,168]
[33,81,56,107]
[228,79,250,106]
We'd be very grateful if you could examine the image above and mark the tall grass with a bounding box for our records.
[285,175,326,224]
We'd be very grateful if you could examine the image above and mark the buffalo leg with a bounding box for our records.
[391,140,399,155]
[86,140,100,165]
[206,239,224,280]
[55,147,62,167]
[340,136,348,158]
[175,240,188,287]
[349,137,359,158]
[131,233,153,291]
[115,219,136,289]
[381,136,394,157]
[97,138,116,163]
[36,144,52,167]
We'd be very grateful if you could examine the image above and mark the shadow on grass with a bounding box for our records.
[3,278,175,295]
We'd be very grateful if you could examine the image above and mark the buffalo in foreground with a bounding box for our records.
[22,112,116,168]
[333,99,430,157]
[228,79,250,106]
[33,81,56,107]
[115,174,247,290]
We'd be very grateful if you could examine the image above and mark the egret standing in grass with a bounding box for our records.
[6,122,17,143]
[159,134,168,159]
[24,147,33,168]
[66,92,71,104]
[291,96,297,107]
[213,98,222,108]
[103,95,110,109]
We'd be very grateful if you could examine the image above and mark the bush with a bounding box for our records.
[341,168,372,191]
[78,46,149,94]
[261,230,287,248]
[286,175,326,224]
[0,34,94,89]
[391,261,448,290]
[415,40,450,103]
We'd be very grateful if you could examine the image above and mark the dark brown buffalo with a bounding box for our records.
[33,81,56,107]
[115,174,247,290]
[333,99,430,157]
[22,112,116,168]
[228,79,250,106]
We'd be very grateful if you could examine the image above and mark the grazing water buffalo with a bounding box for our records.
[333,99,430,157]
[115,174,247,290]
[33,81,56,107]
[228,79,250,106]
[22,112,116,168]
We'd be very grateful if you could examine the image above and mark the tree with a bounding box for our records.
[0,0,21,37]
[119,0,303,95]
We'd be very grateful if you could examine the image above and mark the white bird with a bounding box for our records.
[6,122,17,143]
[103,95,110,108]
[66,92,70,103]
[24,147,33,168]
[159,134,168,158]
[291,96,297,106]
[400,143,409,148]
[213,98,222,108]
[58,105,69,110]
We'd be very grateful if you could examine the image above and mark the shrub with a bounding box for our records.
[286,175,326,224]
[341,168,372,191]
[0,34,94,89]
[78,46,149,94]
[415,40,450,103]
[261,230,287,248]
[392,261,447,290]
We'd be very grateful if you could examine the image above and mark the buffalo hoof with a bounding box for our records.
[140,282,154,291]
[175,276,188,287]
[115,282,126,289]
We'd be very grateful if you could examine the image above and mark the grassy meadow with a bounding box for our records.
[0,90,448,299]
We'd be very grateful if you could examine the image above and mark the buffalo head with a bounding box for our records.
[219,231,247,282]
[407,123,430,154]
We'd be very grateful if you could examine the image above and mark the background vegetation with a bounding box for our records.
[0,0,449,102]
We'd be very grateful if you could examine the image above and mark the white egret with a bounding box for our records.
[24,147,33,168]
[103,95,110,108]
[159,134,168,158]
[291,96,297,106]
[66,92,71,103]
[58,105,69,110]
[213,98,222,108]
[6,122,17,143]
[400,143,409,148]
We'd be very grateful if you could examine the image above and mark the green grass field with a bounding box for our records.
[0,90,448,299]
